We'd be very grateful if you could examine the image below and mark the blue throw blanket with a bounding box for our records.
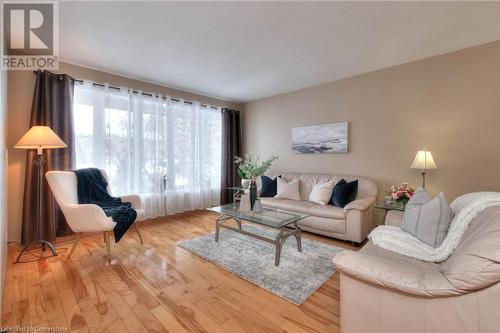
[73,168,137,242]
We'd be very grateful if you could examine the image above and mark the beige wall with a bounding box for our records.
[0,68,7,315]
[7,42,500,241]
[6,62,240,243]
[243,41,500,206]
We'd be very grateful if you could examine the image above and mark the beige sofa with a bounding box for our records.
[333,206,500,333]
[259,172,377,244]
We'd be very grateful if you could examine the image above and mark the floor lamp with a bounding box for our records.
[14,126,67,263]
[410,149,437,188]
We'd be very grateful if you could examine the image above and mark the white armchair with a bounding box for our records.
[46,170,145,261]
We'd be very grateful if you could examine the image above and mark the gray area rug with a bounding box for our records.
[178,224,343,304]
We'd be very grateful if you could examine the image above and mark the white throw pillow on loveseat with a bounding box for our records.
[275,178,301,200]
[308,181,335,206]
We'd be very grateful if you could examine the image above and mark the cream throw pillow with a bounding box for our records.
[275,178,301,200]
[401,187,452,248]
[308,181,335,206]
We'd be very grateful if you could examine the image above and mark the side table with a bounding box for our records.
[374,203,405,226]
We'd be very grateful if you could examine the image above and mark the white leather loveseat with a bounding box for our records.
[259,172,378,244]
[333,206,500,333]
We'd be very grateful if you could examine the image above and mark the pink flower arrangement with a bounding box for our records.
[385,182,415,205]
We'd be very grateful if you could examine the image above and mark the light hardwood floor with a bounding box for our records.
[2,210,357,333]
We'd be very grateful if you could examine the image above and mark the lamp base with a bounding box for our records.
[14,152,57,263]
[421,171,427,188]
[15,240,57,263]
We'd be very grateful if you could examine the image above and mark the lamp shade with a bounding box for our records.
[15,126,67,154]
[410,150,437,170]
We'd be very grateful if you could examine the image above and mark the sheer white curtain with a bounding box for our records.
[73,81,221,218]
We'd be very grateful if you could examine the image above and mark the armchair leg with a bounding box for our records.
[68,233,81,259]
[104,231,111,263]
[134,224,144,244]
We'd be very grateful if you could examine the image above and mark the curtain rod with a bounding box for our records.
[33,70,221,110]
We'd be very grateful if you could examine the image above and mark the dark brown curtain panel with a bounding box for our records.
[220,108,242,204]
[21,70,75,245]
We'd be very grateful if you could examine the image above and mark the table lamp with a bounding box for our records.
[14,126,67,263]
[410,149,436,188]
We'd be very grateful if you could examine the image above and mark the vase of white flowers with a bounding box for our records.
[241,178,251,189]
[235,154,279,209]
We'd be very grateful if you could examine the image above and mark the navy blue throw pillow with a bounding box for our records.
[329,179,346,206]
[330,179,358,208]
[260,176,279,197]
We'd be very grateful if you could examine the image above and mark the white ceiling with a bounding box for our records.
[59,1,500,103]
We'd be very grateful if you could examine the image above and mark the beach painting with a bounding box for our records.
[292,122,348,154]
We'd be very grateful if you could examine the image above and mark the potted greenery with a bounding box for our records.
[234,154,278,208]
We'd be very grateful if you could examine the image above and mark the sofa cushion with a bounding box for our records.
[401,187,452,248]
[299,216,346,234]
[260,197,346,219]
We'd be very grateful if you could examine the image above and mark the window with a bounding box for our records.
[73,82,221,217]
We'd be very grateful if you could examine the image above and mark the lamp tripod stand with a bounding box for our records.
[14,126,68,262]
[15,152,57,263]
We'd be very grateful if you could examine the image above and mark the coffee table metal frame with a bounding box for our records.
[214,213,303,266]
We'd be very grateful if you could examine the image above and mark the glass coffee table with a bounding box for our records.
[207,203,309,266]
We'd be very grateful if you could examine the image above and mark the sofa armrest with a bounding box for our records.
[385,210,404,226]
[332,250,459,297]
[344,196,375,211]
[119,194,142,209]
[344,198,376,243]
